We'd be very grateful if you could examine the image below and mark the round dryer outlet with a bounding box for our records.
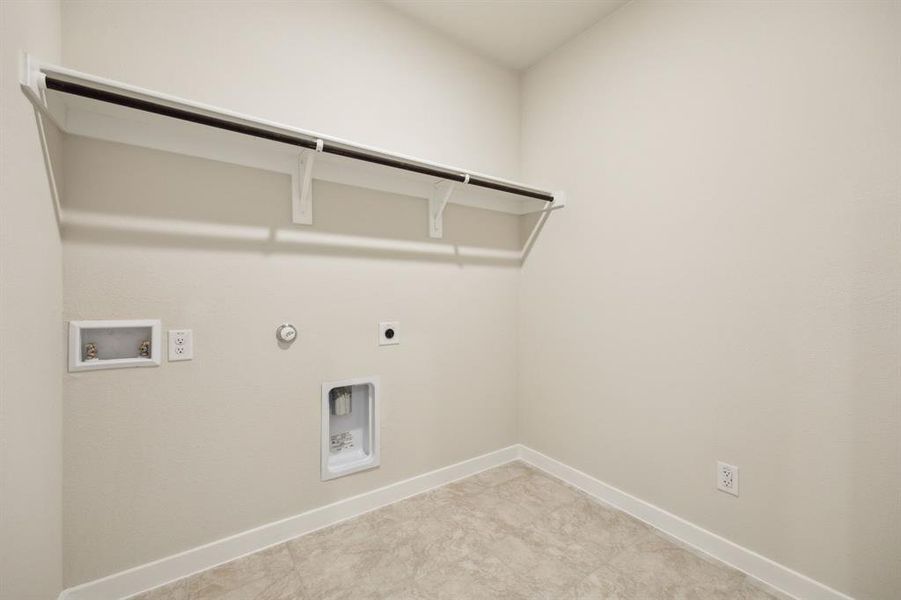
[378,321,399,346]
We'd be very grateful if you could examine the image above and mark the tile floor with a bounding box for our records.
[130,461,777,600]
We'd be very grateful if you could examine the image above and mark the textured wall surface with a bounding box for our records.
[0,1,64,599]
[518,2,900,599]
[60,0,523,586]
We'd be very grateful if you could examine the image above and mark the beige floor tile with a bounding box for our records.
[213,570,306,600]
[127,463,778,600]
[564,563,634,600]
[379,514,467,578]
[514,500,626,576]
[433,499,510,549]
[457,470,579,532]
[127,579,188,600]
[459,484,544,530]
[288,515,420,599]
[527,494,669,571]
[377,485,465,521]
[412,554,528,600]
[186,544,296,599]
[603,543,748,599]
[486,532,589,598]
[493,469,583,515]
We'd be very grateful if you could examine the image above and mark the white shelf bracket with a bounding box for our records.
[429,180,457,239]
[292,140,322,225]
[19,53,48,109]
[18,54,62,226]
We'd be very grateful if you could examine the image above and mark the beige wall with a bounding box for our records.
[60,1,522,586]
[519,2,900,599]
[0,1,64,599]
[61,0,520,179]
[48,0,901,594]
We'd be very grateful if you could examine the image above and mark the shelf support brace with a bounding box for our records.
[19,55,62,226]
[20,54,48,110]
[292,141,322,225]
[429,180,455,239]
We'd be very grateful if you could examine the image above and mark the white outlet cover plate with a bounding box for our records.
[379,321,399,346]
[168,329,193,361]
[716,461,739,496]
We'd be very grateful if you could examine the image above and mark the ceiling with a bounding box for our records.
[382,0,627,70]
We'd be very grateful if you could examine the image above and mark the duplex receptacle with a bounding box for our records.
[168,329,193,361]
[716,461,739,496]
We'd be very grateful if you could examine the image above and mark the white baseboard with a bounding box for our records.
[60,445,520,600]
[61,444,852,600]
[518,446,854,600]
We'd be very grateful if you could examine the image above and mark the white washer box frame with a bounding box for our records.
[68,319,162,372]
[321,376,380,481]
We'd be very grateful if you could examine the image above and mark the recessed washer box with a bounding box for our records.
[321,376,380,481]
[68,319,161,372]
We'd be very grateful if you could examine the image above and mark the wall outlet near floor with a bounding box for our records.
[168,329,193,361]
[716,461,739,496]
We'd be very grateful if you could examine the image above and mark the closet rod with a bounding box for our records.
[44,77,555,203]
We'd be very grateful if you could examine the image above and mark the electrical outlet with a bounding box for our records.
[716,461,739,496]
[168,329,193,361]
[379,321,399,346]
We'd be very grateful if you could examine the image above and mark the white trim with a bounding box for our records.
[320,376,380,481]
[58,445,520,600]
[518,446,854,600]
[59,445,853,600]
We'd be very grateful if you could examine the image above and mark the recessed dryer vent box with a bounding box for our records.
[321,377,380,481]
[68,319,161,372]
